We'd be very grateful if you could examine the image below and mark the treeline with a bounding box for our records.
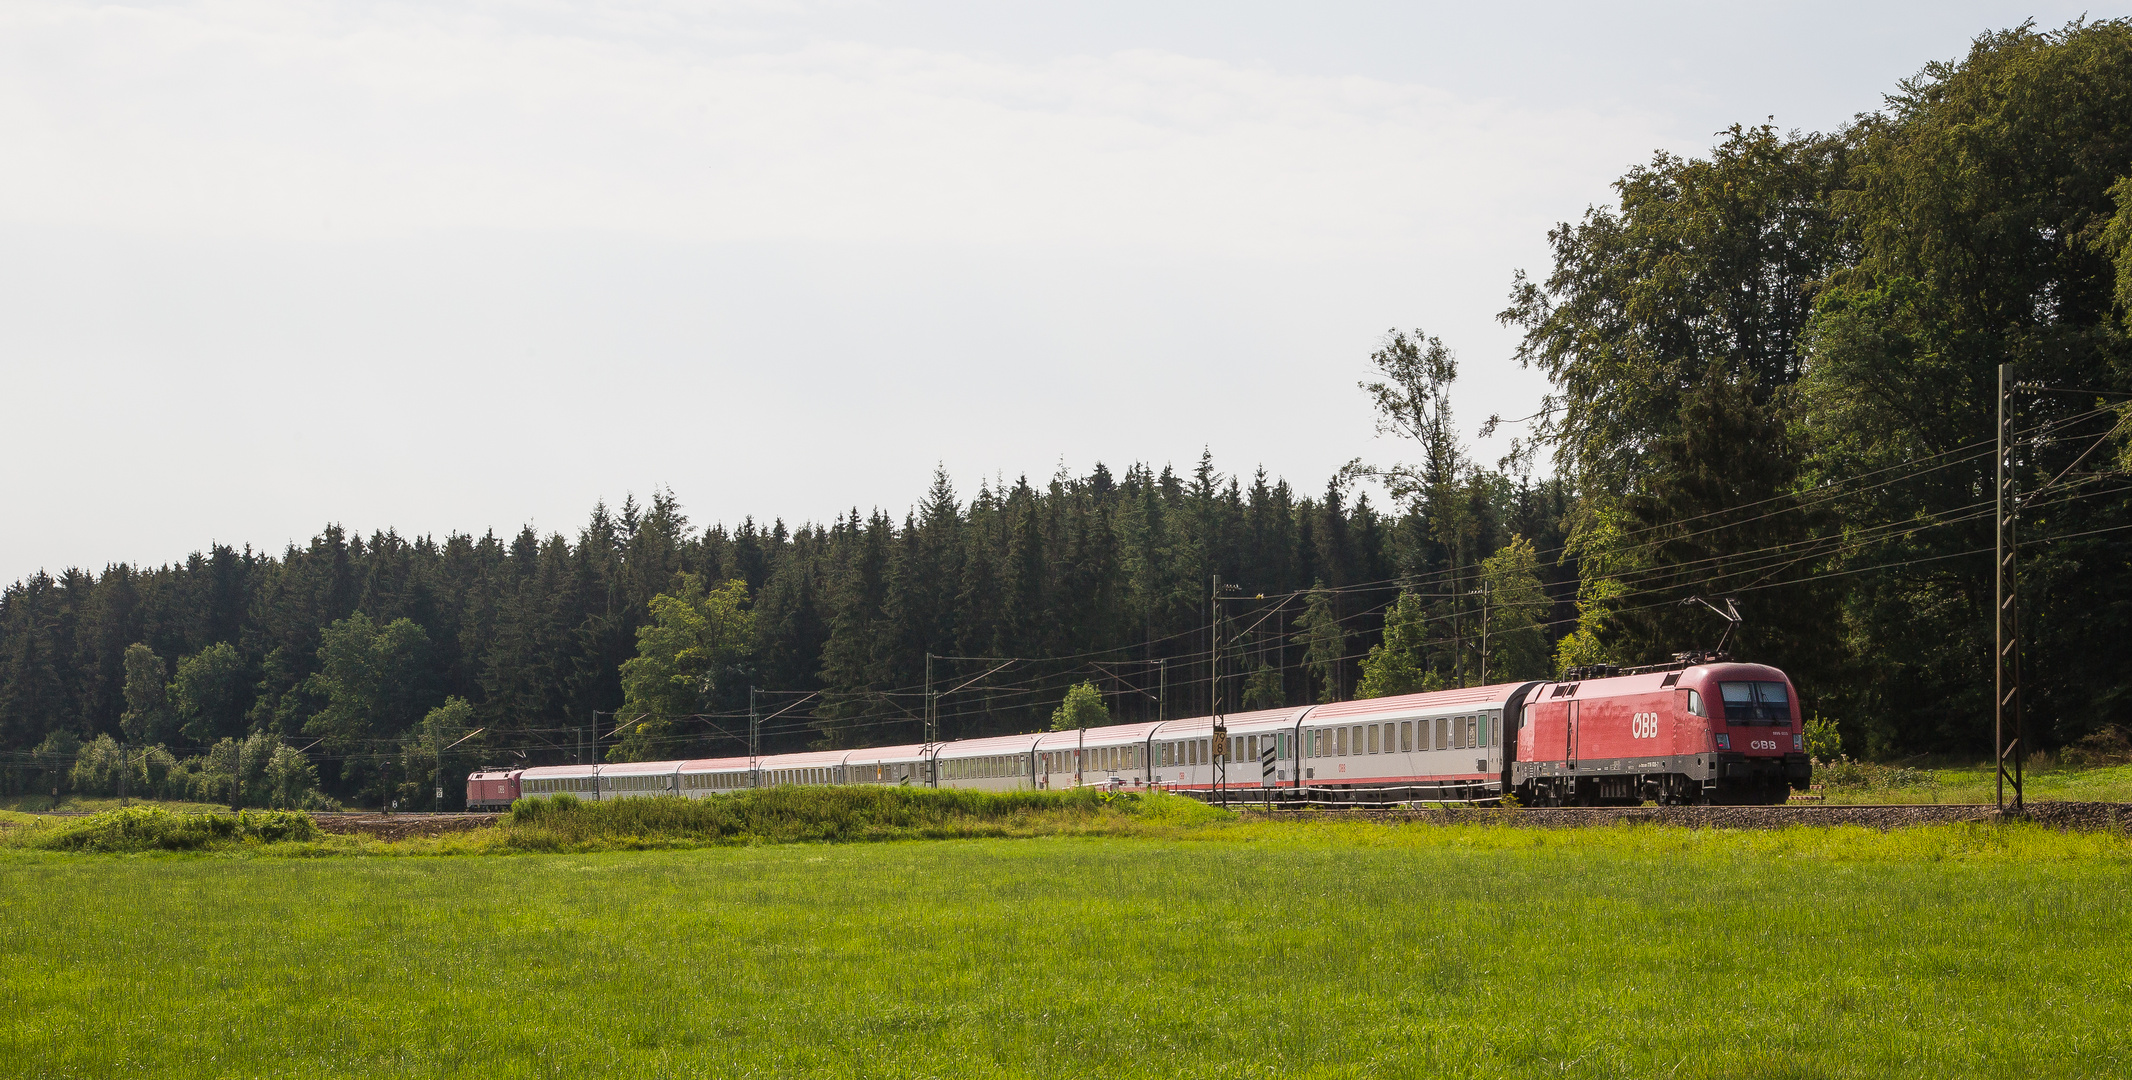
[6,19,2132,807]
[0,464,1571,806]
[1505,18,2132,757]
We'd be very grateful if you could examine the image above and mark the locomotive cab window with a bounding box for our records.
[1686,690,1706,718]
[1719,681,1790,724]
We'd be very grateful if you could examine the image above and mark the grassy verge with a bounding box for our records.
[11,806,321,852]
[0,788,1230,855]
[0,794,238,815]
[485,786,1229,850]
[10,782,2132,858]
[1816,761,2132,804]
[1,825,2126,1078]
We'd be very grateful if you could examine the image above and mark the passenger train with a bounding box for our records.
[467,659,1812,810]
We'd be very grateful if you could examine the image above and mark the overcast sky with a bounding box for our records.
[0,1,2096,581]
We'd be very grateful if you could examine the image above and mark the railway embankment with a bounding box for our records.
[310,813,499,841]
[307,799,2132,842]
[15,796,2130,853]
[1243,801,2132,832]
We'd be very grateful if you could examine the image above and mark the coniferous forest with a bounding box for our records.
[6,20,2132,808]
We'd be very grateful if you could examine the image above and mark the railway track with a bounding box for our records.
[14,803,2128,835]
[1235,800,2132,831]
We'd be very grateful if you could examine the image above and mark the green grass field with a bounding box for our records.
[3,819,2128,1079]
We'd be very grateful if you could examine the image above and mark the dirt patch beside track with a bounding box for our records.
[310,813,500,841]
[1241,801,2132,832]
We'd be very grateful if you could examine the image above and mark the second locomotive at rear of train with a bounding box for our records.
[470,659,1811,808]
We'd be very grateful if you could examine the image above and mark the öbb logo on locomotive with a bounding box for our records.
[468,659,1813,810]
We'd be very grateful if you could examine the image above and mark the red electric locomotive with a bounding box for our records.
[465,769,523,811]
[1512,659,1810,806]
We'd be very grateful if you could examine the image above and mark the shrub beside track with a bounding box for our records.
[492,785,1222,849]
[20,806,321,851]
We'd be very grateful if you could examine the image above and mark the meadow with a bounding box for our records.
[2,810,2128,1079]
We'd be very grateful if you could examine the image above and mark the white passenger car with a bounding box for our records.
[495,680,1549,806]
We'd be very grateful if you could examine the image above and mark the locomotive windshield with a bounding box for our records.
[1719,681,1791,723]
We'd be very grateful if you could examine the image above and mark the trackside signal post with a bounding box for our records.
[1995,364,2025,811]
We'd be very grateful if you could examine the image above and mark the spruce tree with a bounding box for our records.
[1291,584,1349,703]
[118,643,173,745]
[1355,593,1429,699]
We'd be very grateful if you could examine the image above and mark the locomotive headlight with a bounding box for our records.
[1793,733,1803,751]
[1715,734,1731,750]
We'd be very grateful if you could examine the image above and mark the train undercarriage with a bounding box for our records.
[1516,753,1811,807]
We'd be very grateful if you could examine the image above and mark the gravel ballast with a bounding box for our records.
[1239,801,2132,832]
